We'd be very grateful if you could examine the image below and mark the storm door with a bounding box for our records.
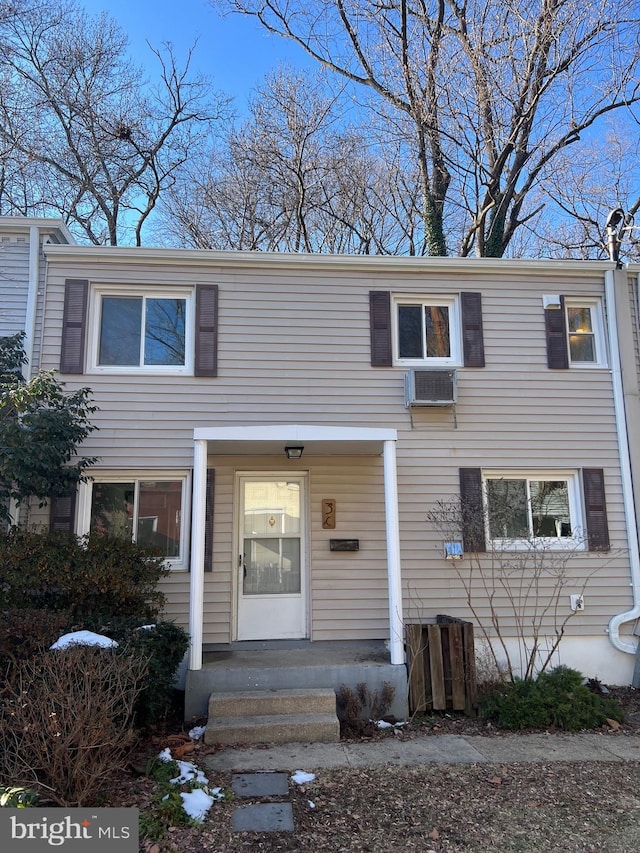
[236,475,307,640]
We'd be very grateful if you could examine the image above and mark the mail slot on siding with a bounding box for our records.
[330,539,359,551]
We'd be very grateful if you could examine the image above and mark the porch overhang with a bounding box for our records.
[192,424,397,456]
[188,424,404,671]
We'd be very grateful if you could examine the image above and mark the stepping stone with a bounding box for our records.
[231,802,294,833]
[232,772,289,798]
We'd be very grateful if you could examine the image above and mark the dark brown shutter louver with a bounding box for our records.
[369,290,392,367]
[195,284,218,377]
[459,467,486,553]
[461,292,485,367]
[60,279,88,374]
[203,469,215,572]
[545,295,569,369]
[583,468,610,551]
[49,491,77,534]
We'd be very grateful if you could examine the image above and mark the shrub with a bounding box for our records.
[0,787,40,807]
[480,665,625,731]
[0,645,148,806]
[0,529,167,621]
[76,618,189,729]
[0,608,72,668]
[336,681,396,737]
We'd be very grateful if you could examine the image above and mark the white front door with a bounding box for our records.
[236,475,307,640]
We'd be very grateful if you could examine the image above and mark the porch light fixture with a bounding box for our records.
[284,445,304,460]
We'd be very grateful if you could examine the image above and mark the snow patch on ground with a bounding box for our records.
[291,770,316,785]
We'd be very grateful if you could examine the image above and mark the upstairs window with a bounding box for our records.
[94,290,191,372]
[61,280,218,376]
[99,296,186,367]
[565,300,605,366]
[394,296,461,365]
[544,295,606,369]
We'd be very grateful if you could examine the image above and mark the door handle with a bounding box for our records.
[239,554,246,578]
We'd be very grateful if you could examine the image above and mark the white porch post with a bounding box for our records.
[188,438,208,671]
[383,439,404,665]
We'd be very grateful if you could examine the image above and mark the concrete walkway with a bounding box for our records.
[205,732,640,773]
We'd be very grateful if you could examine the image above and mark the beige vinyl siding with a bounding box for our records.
[39,252,633,643]
[0,234,30,337]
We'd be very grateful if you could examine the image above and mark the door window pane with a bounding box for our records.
[243,537,301,595]
[243,482,300,535]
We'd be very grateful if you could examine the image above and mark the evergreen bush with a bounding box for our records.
[480,666,624,731]
[79,617,189,727]
[0,529,167,621]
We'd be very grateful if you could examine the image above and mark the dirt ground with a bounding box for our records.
[125,687,640,853]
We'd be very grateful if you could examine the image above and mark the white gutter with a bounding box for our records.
[22,226,40,379]
[606,268,640,654]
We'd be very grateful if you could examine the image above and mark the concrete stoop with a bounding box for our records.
[204,687,340,746]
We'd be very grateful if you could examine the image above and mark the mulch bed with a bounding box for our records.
[104,685,640,852]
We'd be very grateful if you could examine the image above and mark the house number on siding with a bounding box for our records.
[322,499,336,529]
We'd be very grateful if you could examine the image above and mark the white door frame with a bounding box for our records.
[233,471,309,641]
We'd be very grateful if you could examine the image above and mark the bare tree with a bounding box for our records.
[160,66,428,253]
[0,1,226,245]
[213,0,640,257]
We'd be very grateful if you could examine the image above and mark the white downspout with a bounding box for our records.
[23,226,40,379]
[605,269,640,654]
[383,439,405,665]
[188,438,208,670]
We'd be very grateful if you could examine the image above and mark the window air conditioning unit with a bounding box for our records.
[405,369,457,407]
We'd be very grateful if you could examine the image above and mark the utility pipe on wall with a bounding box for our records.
[605,268,640,655]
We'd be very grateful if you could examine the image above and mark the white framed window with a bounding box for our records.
[88,287,194,374]
[77,472,191,570]
[482,470,583,550]
[565,297,606,367]
[393,295,461,366]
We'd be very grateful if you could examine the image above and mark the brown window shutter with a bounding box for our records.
[582,468,610,551]
[461,292,485,367]
[60,279,88,374]
[195,284,218,377]
[459,467,486,553]
[203,469,215,572]
[545,295,569,369]
[49,491,77,534]
[370,290,392,366]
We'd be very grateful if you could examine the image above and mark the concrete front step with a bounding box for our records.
[204,687,340,745]
[204,712,340,745]
[208,687,337,719]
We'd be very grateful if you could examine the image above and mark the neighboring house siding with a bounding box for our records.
[0,234,30,338]
[40,255,633,645]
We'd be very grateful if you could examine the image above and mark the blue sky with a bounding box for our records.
[82,0,308,105]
